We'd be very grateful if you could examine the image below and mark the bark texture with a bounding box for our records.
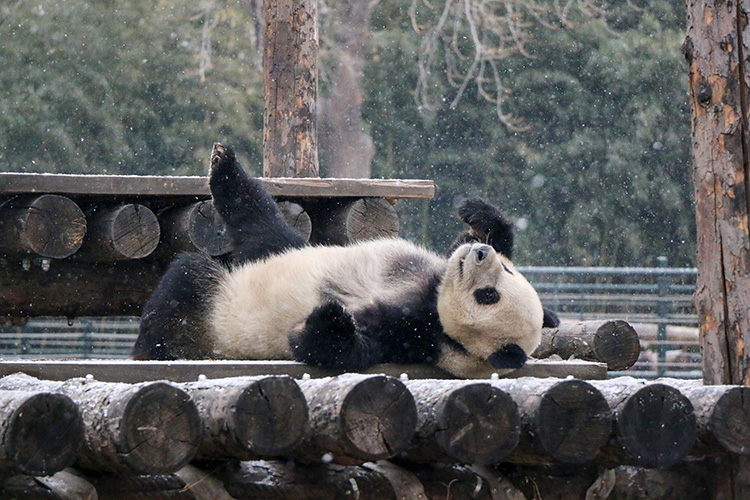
[263,0,319,177]
[686,0,750,386]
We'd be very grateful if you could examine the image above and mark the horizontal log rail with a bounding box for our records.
[0,173,435,199]
[0,359,608,383]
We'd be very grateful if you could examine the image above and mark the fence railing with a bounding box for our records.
[0,261,701,377]
[520,259,699,378]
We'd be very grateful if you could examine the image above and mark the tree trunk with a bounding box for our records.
[263,0,318,177]
[686,1,750,494]
[319,0,377,178]
[686,0,750,387]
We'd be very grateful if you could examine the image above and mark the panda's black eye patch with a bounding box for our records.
[474,287,500,305]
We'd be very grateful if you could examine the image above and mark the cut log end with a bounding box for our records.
[234,376,309,456]
[340,375,417,461]
[536,380,611,464]
[710,386,750,455]
[434,384,520,464]
[0,194,87,259]
[119,382,202,474]
[593,320,641,371]
[617,383,696,468]
[345,198,399,242]
[6,392,84,476]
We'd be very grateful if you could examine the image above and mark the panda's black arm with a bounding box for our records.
[209,143,306,264]
[451,198,515,259]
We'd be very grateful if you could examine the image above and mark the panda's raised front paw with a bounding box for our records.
[458,199,506,228]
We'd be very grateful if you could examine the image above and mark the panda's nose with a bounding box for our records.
[474,245,492,263]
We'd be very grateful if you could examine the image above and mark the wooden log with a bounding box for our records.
[0,260,164,317]
[402,380,520,464]
[215,460,397,500]
[0,195,86,259]
[277,201,312,242]
[157,201,232,257]
[534,320,641,371]
[309,198,400,245]
[0,173,436,199]
[180,376,308,460]
[590,378,696,468]
[400,464,496,500]
[0,374,202,474]
[2,469,98,500]
[608,464,710,500]
[295,374,417,464]
[77,204,160,261]
[0,391,84,476]
[499,463,711,500]
[492,378,611,465]
[0,359,607,385]
[87,464,233,500]
[263,0,318,178]
[663,380,750,457]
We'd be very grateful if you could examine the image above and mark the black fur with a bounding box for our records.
[134,253,224,360]
[290,275,445,370]
[543,308,561,328]
[474,287,501,305]
[135,143,554,372]
[209,143,306,265]
[487,343,527,369]
[450,199,515,259]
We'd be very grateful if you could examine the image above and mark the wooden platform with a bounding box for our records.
[0,173,435,199]
[0,359,607,383]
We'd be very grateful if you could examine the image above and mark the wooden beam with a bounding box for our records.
[0,359,607,384]
[263,0,319,177]
[0,173,435,199]
[686,0,750,386]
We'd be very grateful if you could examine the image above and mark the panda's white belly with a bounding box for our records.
[206,239,444,359]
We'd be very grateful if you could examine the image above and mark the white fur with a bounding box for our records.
[206,238,543,376]
[207,239,444,358]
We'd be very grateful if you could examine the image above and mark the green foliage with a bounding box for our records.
[366,0,694,266]
[0,0,693,266]
[0,1,263,175]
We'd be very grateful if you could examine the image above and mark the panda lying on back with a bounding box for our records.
[133,144,559,378]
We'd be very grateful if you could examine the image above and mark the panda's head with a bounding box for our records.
[436,243,543,377]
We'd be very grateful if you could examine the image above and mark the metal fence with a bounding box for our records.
[521,258,700,378]
[0,261,701,377]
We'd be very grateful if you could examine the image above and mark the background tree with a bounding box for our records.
[0,0,692,267]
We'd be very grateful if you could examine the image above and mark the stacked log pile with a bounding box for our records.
[0,372,748,499]
[0,174,434,317]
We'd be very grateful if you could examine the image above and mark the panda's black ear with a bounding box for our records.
[542,308,560,328]
[456,199,514,259]
[487,343,527,369]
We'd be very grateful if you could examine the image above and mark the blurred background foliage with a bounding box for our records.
[0,0,692,267]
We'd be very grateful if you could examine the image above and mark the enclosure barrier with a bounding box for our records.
[0,372,747,499]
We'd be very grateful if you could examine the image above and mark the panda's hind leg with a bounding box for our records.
[209,143,306,264]
[289,302,382,371]
[133,253,223,360]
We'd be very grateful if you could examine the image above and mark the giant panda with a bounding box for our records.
[132,143,559,378]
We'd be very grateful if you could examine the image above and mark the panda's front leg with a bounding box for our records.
[289,302,383,371]
[455,198,515,259]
